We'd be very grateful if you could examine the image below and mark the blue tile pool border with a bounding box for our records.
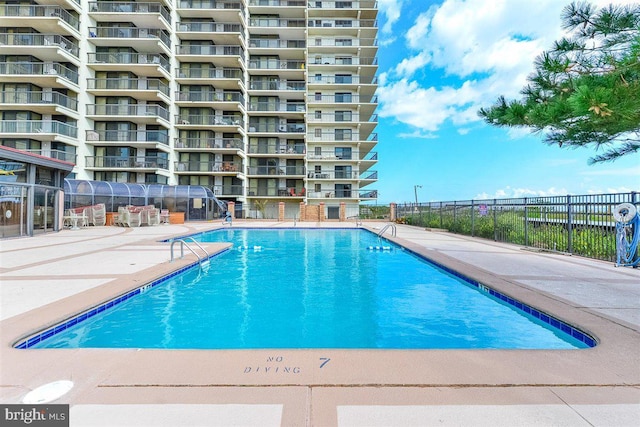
[14,246,231,349]
[14,228,597,349]
[381,232,598,348]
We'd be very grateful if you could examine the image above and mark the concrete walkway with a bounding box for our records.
[1,221,639,426]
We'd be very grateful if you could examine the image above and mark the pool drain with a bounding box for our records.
[22,380,74,404]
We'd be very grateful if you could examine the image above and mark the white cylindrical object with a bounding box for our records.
[612,203,637,223]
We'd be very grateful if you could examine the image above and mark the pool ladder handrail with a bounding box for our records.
[170,237,210,268]
[377,223,396,237]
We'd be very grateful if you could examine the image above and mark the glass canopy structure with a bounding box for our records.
[64,180,226,221]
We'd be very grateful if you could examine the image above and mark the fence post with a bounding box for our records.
[471,199,475,237]
[493,199,498,241]
[439,202,443,229]
[524,197,528,247]
[567,195,573,254]
[453,201,457,230]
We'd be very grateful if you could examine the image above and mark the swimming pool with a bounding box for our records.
[22,228,594,350]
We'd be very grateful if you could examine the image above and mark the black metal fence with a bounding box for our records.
[397,192,638,262]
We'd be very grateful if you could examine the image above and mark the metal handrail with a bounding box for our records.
[377,223,396,237]
[170,237,210,268]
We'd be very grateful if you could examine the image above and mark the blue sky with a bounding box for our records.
[373,0,640,204]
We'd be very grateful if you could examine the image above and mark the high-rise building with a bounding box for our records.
[0,0,378,219]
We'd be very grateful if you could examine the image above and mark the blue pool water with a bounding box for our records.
[29,229,591,349]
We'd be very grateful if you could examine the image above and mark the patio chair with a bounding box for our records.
[160,209,170,224]
[91,203,106,226]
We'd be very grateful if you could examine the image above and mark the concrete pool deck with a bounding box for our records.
[1,221,639,426]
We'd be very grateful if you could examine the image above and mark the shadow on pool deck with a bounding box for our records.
[1,221,639,426]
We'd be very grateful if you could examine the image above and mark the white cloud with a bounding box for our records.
[378,0,404,33]
[475,186,569,200]
[378,0,639,135]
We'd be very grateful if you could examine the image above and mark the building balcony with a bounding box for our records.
[85,155,169,170]
[307,75,377,86]
[306,170,360,180]
[175,115,244,128]
[307,149,366,161]
[177,1,245,21]
[174,161,241,173]
[0,33,79,62]
[86,104,170,123]
[248,79,305,92]
[175,67,244,89]
[175,91,245,108]
[174,137,243,150]
[87,52,170,76]
[86,130,170,148]
[88,2,171,29]
[88,27,171,53]
[176,45,244,67]
[307,18,376,28]
[307,37,377,49]
[0,91,78,114]
[248,102,305,113]
[176,21,244,43]
[307,189,378,200]
[0,5,80,34]
[248,143,305,155]
[248,123,305,133]
[247,185,305,198]
[248,38,305,49]
[87,78,170,101]
[0,62,78,87]
[247,166,305,177]
[248,59,305,71]
[18,148,76,164]
[247,0,306,6]
[0,120,78,141]
[212,184,243,197]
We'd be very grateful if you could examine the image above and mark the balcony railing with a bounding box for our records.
[86,104,170,121]
[0,33,79,57]
[306,170,359,179]
[88,2,171,23]
[360,170,378,180]
[308,75,378,85]
[247,187,304,197]
[178,0,245,12]
[0,62,79,84]
[86,130,169,145]
[309,37,378,48]
[310,56,378,66]
[307,189,378,199]
[307,150,355,160]
[176,67,243,79]
[89,27,171,49]
[248,59,305,70]
[177,22,242,33]
[308,19,377,28]
[176,91,245,104]
[248,123,305,133]
[249,38,306,48]
[212,184,243,196]
[248,0,305,5]
[0,120,78,138]
[308,132,359,142]
[87,53,170,73]
[174,137,243,149]
[87,78,170,96]
[0,91,78,110]
[247,166,305,176]
[176,115,244,126]
[0,5,80,30]
[248,144,305,155]
[307,113,361,122]
[248,102,305,112]
[249,18,305,28]
[86,156,169,169]
[176,45,243,57]
[22,148,76,163]
[249,80,305,91]
[174,161,241,172]
[309,94,377,103]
